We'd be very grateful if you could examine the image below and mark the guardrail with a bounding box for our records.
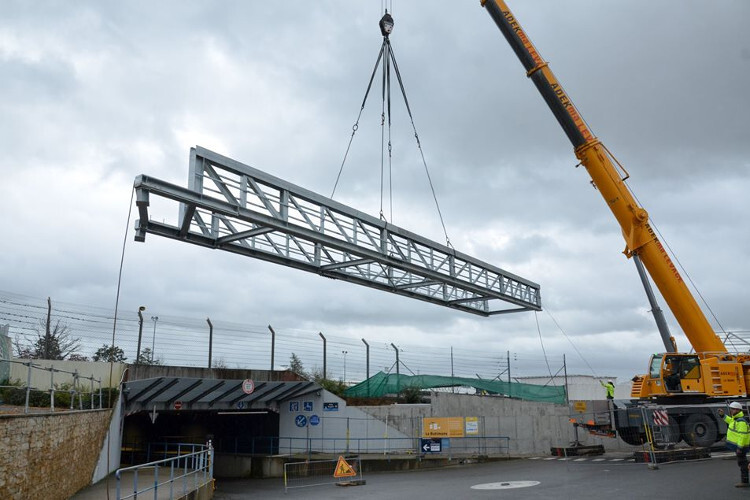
[0,359,102,413]
[115,441,213,500]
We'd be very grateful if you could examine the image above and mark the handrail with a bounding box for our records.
[115,441,213,500]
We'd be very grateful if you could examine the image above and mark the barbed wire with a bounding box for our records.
[0,289,582,382]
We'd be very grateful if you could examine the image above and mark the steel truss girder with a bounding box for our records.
[133,146,541,316]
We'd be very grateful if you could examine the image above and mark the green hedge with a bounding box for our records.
[0,383,119,409]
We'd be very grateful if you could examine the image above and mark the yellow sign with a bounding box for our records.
[423,417,465,438]
[333,456,357,478]
[573,401,587,413]
[465,417,479,435]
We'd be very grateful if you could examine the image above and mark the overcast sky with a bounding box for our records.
[1,1,748,383]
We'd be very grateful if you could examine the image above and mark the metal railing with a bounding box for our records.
[0,359,102,413]
[208,434,510,458]
[284,456,364,492]
[115,441,213,500]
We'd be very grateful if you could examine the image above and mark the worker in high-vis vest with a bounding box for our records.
[600,380,615,400]
[719,401,750,487]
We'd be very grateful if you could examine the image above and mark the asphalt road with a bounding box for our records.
[213,451,750,500]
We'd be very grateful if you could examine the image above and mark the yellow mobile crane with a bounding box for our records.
[480,0,746,446]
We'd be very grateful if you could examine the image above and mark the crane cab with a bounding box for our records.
[632,353,749,399]
[632,353,702,398]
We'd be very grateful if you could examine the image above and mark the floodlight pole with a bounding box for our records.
[136,306,146,363]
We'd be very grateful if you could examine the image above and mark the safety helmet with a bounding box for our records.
[729,402,743,410]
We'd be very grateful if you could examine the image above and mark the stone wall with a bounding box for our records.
[0,409,112,499]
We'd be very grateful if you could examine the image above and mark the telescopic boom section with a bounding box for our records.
[480,0,725,355]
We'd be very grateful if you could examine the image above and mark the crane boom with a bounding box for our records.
[480,0,725,355]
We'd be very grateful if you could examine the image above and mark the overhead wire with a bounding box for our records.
[544,308,599,378]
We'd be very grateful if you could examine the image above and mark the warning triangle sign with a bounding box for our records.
[333,456,357,478]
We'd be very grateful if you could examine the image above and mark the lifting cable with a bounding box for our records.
[544,308,599,378]
[330,9,453,249]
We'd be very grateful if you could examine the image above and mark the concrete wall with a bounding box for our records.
[278,391,410,454]
[8,359,126,389]
[0,325,11,381]
[91,393,124,483]
[357,392,639,456]
[0,409,112,499]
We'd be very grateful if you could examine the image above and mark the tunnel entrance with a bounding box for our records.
[121,409,279,466]
[120,377,319,467]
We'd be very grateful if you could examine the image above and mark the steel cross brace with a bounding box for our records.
[133,146,541,317]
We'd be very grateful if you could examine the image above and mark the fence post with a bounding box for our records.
[49,367,55,411]
[362,338,370,396]
[267,325,276,372]
[24,361,32,414]
[346,417,350,454]
[207,318,213,370]
[319,332,327,379]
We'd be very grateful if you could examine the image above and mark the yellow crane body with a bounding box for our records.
[480,0,742,401]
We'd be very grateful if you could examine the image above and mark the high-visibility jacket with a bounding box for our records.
[724,411,750,452]
[600,380,615,399]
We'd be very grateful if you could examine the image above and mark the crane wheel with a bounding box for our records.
[681,413,718,447]
[618,427,645,446]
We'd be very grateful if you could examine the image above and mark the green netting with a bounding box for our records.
[344,371,566,404]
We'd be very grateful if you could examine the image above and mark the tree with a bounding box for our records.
[135,347,161,365]
[14,318,82,360]
[93,344,127,362]
[289,353,308,378]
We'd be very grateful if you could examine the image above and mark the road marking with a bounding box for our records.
[527,457,541,460]
[574,458,588,461]
[592,458,605,462]
[610,458,624,462]
[471,481,540,490]
[543,457,557,461]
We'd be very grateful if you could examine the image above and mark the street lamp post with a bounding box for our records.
[151,316,159,361]
[342,350,348,382]
[136,306,146,363]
